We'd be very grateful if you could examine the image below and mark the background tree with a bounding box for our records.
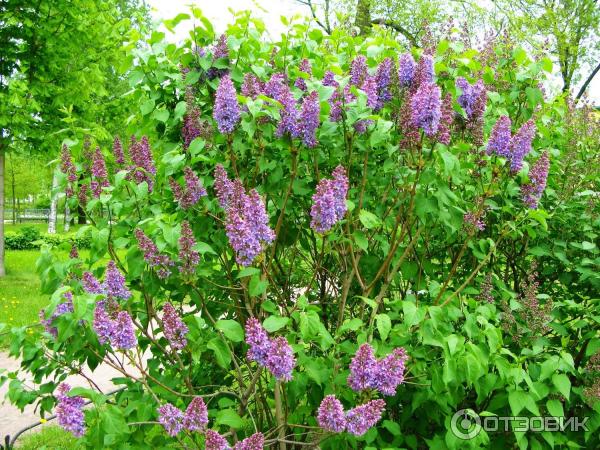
[493,0,600,97]
[0,0,148,275]
[5,153,50,223]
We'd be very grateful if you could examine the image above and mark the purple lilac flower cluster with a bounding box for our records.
[55,383,86,437]
[463,211,486,232]
[299,91,320,147]
[207,34,229,79]
[82,261,130,300]
[204,430,264,450]
[294,58,312,91]
[410,81,442,137]
[178,221,200,276]
[39,292,74,337]
[487,116,537,173]
[214,74,241,134]
[134,229,174,278]
[241,73,263,99]
[317,395,386,436]
[129,136,157,191]
[92,301,137,350]
[113,136,126,165]
[398,52,416,88]
[350,55,368,87]
[206,430,230,450]
[162,302,189,350]
[90,147,109,198]
[310,166,349,233]
[520,151,549,209]
[60,145,77,197]
[437,93,454,145]
[170,167,207,209]
[456,77,485,118]
[214,165,275,266]
[182,93,203,150]
[322,71,343,122]
[347,343,408,396]
[375,57,393,109]
[245,318,296,381]
[157,397,208,436]
[69,245,79,259]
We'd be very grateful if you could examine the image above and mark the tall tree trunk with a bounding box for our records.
[0,145,5,277]
[355,0,371,35]
[11,163,16,225]
[575,60,600,103]
[48,169,59,234]
[78,204,86,224]
[64,203,70,232]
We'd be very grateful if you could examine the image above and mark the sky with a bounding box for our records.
[146,0,599,104]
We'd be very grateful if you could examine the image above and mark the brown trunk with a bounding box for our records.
[354,0,372,35]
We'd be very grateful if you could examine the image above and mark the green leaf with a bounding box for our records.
[140,99,155,115]
[216,409,244,428]
[338,318,363,334]
[263,316,289,333]
[153,108,169,122]
[236,267,261,278]
[208,338,231,368]
[249,275,268,297]
[376,314,392,341]
[215,320,244,342]
[551,374,571,399]
[546,399,564,417]
[382,420,401,436]
[353,230,368,252]
[359,210,381,229]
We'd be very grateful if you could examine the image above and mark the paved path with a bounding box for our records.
[0,350,132,441]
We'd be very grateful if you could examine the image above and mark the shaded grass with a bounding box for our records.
[16,425,81,449]
[5,223,83,234]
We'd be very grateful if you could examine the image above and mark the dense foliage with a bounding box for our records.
[2,11,599,450]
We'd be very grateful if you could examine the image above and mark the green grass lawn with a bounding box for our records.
[0,249,52,327]
[16,425,81,449]
[5,222,83,234]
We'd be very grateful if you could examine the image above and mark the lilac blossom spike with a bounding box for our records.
[275,85,300,138]
[464,211,486,231]
[294,58,312,91]
[437,93,454,145]
[214,74,241,134]
[241,73,263,99]
[509,119,536,173]
[103,260,131,300]
[214,164,235,209]
[398,52,416,88]
[60,144,78,185]
[354,119,373,134]
[317,395,347,432]
[158,403,184,436]
[373,348,408,396]
[411,82,441,136]
[265,336,296,381]
[263,73,288,99]
[162,302,189,350]
[206,430,231,450]
[245,318,271,365]
[134,229,174,278]
[172,167,206,209]
[299,91,320,147]
[323,71,343,122]
[93,301,114,345]
[178,221,200,276]
[182,99,202,150]
[91,147,109,198]
[213,34,229,60]
[456,77,483,118]
[322,71,338,88]
[347,343,378,392]
[113,136,125,165]
[362,75,379,110]
[350,55,368,87]
[129,136,156,191]
[521,151,549,209]
[69,245,79,259]
[247,189,275,245]
[82,272,103,294]
[413,54,434,88]
[55,383,86,437]
[40,292,74,337]
[182,397,208,431]
[233,432,264,450]
[345,399,386,436]
[310,166,349,233]
[375,57,393,108]
[487,115,512,157]
[112,310,137,350]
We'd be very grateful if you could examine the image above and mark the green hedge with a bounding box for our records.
[5,226,91,250]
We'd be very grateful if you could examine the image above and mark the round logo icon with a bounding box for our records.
[451,409,482,440]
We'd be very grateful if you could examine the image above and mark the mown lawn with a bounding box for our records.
[16,425,81,449]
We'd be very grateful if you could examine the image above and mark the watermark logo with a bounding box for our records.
[451,409,589,440]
